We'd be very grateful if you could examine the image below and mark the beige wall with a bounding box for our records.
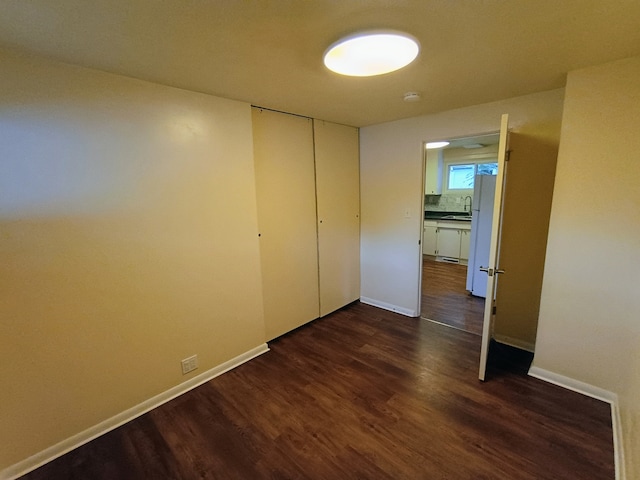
[533,55,640,479]
[0,49,266,470]
[360,89,563,341]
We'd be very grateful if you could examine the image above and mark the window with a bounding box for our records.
[448,164,475,189]
[447,162,498,190]
[477,162,498,175]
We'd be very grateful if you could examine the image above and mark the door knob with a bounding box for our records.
[479,266,505,277]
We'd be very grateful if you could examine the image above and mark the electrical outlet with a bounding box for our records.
[181,355,198,375]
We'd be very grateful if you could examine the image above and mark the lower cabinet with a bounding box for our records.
[460,229,471,260]
[422,223,438,255]
[423,221,471,262]
[437,228,461,258]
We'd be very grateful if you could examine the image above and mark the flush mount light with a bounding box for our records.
[323,31,420,77]
[425,141,450,149]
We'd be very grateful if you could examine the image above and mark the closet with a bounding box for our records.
[252,108,360,341]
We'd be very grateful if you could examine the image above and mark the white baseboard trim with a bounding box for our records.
[1,343,270,480]
[528,366,625,480]
[359,296,417,317]
[493,334,535,353]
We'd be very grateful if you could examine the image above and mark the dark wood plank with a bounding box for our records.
[422,254,485,335]
[20,302,614,479]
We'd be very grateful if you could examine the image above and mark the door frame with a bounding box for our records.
[418,119,509,380]
[418,129,502,319]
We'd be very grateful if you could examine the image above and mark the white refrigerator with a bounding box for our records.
[466,174,496,298]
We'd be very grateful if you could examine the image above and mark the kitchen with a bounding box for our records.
[421,133,500,334]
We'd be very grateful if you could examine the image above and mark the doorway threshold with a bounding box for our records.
[420,316,482,337]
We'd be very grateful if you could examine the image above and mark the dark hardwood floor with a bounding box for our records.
[422,255,485,335]
[20,302,614,480]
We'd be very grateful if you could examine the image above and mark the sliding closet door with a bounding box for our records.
[314,120,360,317]
[252,108,320,341]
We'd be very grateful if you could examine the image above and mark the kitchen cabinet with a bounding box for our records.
[425,149,443,194]
[422,222,438,255]
[252,108,360,340]
[460,229,471,260]
[425,220,471,262]
[437,227,461,258]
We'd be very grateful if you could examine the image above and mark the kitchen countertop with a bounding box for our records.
[424,211,472,221]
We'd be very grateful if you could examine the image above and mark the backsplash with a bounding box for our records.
[425,194,473,213]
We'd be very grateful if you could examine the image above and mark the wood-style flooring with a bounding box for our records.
[20,302,614,479]
[422,255,484,335]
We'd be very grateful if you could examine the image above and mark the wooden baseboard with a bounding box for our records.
[359,296,417,317]
[1,344,270,480]
[528,366,625,480]
[493,334,535,353]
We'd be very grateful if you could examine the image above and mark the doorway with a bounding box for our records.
[420,133,500,336]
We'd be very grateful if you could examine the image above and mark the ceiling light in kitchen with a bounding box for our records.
[425,141,450,149]
[323,31,420,77]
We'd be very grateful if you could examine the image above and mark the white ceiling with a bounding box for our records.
[1,0,639,127]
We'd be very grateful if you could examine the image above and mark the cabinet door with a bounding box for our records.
[423,225,438,255]
[460,229,471,260]
[425,149,443,194]
[437,228,461,258]
[314,120,360,317]
[252,108,320,341]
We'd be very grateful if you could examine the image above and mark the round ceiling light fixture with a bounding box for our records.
[425,141,450,149]
[323,31,420,77]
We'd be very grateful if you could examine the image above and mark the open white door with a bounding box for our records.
[478,114,509,381]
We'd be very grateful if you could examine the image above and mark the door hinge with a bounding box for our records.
[506,149,512,162]
[492,305,497,315]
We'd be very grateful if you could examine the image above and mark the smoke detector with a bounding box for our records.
[403,92,421,102]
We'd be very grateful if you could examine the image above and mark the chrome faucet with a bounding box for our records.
[464,196,472,214]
